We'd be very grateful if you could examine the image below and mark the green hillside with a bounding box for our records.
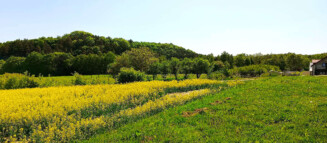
[0,31,198,59]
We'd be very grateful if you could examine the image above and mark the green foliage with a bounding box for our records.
[112,38,131,55]
[286,53,307,71]
[169,57,180,80]
[0,60,5,74]
[193,58,210,78]
[229,64,280,77]
[180,58,194,79]
[1,52,114,76]
[211,60,224,72]
[42,52,73,76]
[220,51,234,68]
[109,47,157,75]
[132,42,198,59]
[71,52,115,75]
[24,52,44,75]
[234,53,250,67]
[124,47,158,72]
[73,72,87,85]
[1,56,26,73]
[147,62,162,80]
[108,53,130,75]
[208,71,226,80]
[0,73,39,89]
[0,31,197,60]
[160,61,170,80]
[118,67,146,83]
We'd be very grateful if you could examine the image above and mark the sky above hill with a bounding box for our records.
[0,0,326,55]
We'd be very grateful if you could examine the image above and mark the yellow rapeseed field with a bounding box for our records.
[0,79,243,142]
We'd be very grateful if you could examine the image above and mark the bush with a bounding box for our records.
[0,73,39,89]
[118,67,145,83]
[208,71,226,80]
[229,65,281,77]
[73,72,87,85]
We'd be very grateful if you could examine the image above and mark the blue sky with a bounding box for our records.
[0,0,326,55]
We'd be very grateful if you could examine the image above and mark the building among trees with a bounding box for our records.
[310,57,327,75]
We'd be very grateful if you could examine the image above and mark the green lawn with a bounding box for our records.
[83,76,327,142]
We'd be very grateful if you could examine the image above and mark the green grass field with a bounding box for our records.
[38,74,116,87]
[38,74,208,87]
[83,76,327,142]
[0,73,213,90]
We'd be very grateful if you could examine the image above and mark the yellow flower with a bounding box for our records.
[0,79,242,142]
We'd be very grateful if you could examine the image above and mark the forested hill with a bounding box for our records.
[0,31,198,59]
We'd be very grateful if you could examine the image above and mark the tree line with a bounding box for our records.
[0,52,115,76]
[1,31,326,77]
[1,47,326,77]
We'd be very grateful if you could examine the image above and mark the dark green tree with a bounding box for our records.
[0,60,5,74]
[169,57,180,80]
[180,58,194,79]
[193,58,210,78]
[24,52,45,75]
[220,51,234,68]
[161,61,170,80]
[212,60,225,72]
[286,53,304,71]
[1,56,26,73]
[147,62,162,80]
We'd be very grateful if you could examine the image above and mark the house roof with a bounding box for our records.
[312,59,320,64]
[311,56,327,66]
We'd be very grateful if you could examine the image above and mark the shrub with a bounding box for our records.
[73,72,87,85]
[208,71,226,80]
[0,73,39,89]
[118,67,145,83]
[229,65,280,77]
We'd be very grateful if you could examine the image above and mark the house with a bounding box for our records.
[310,57,327,75]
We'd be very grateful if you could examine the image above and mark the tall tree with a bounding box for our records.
[286,53,304,71]
[112,38,131,55]
[169,57,180,80]
[193,58,210,78]
[161,61,170,80]
[180,58,194,79]
[212,60,225,72]
[24,52,45,75]
[108,53,130,75]
[147,62,162,80]
[220,51,234,68]
[124,47,157,72]
[234,53,247,67]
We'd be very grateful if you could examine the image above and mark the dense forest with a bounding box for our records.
[0,31,197,59]
[0,31,326,77]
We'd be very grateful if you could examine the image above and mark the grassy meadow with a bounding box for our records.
[84,76,327,142]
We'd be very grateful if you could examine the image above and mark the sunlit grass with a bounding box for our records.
[84,76,327,142]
